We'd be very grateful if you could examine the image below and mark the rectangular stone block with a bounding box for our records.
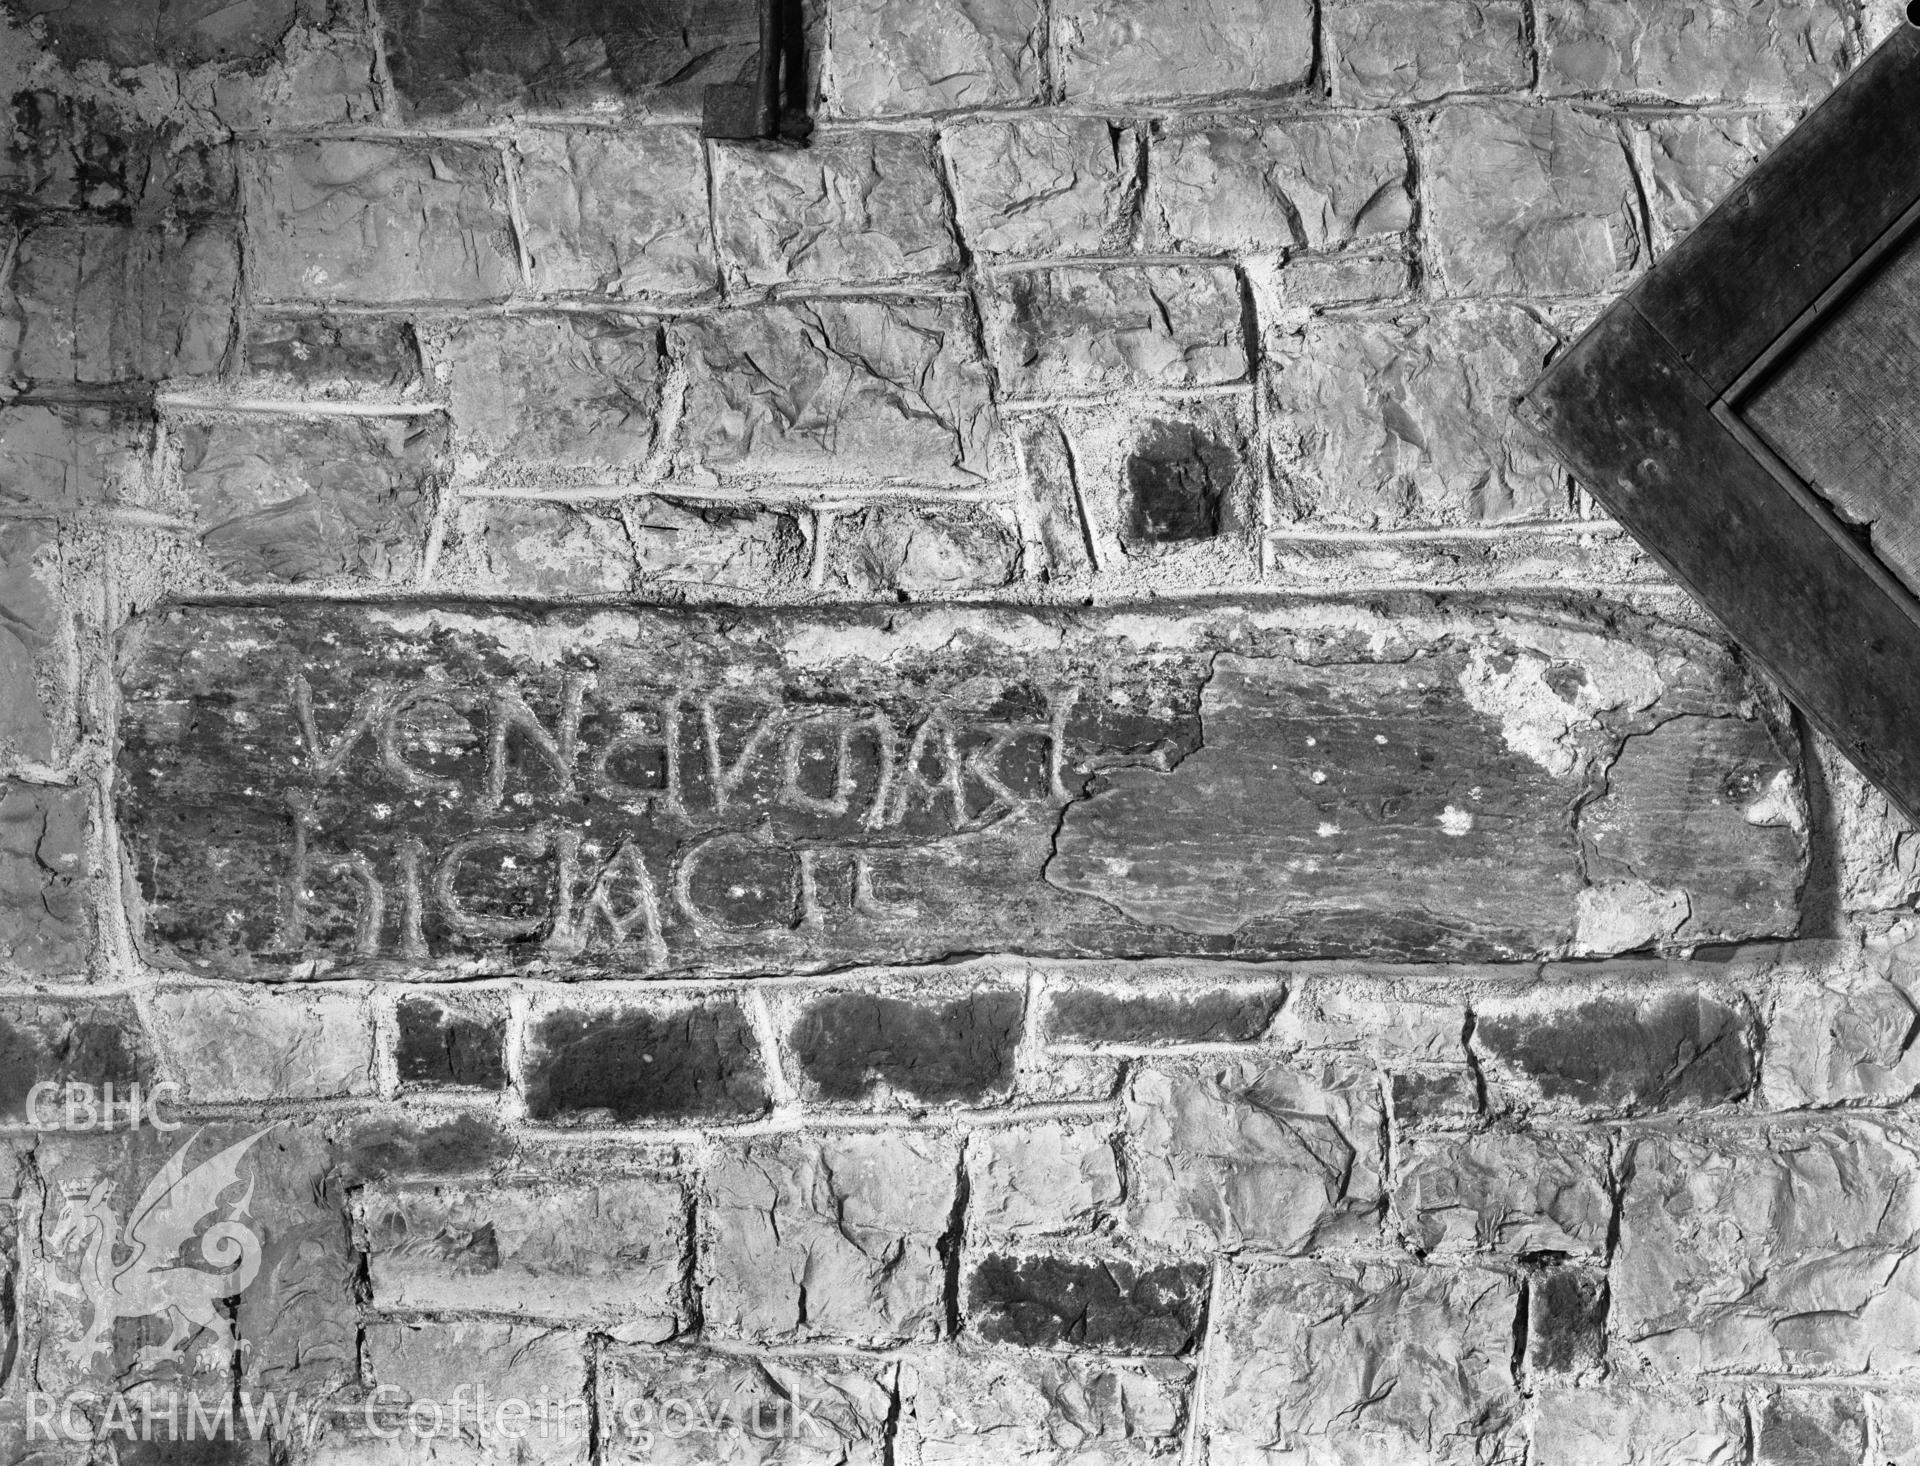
[783,986,1024,1106]
[1760,937,1920,1109]
[3,94,238,215]
[1145,116,1410,255]
[1529,1388,1747,1466]
[1640,113,1795,256]
[600,1347,894,1466]
[1613,1118,1920,1374]
[0,522,62,763]
[900,1346,1187,1463]
[0,404,147,513]
[827,505,1020,597]
[673,298,995,485]
[700,1132,955,1345]
[1207,1261,1521,1464]
[381,0,759,118]
[1539,0,1852,104]
[243,315,423,396]
[1268,304,1566,528]
[113,600,1804,979]
[147,986,374,1100]
[1053,0,1313,103]
[715,131,958,287]
[1043,976,1286,1045]
[981,264,1247,398]
[0,784,86,977]
[5,220,238,383]
[436,314,661,478]
[0,999,150,1126]
[446,502,636,598]
[1395,1129,1612,1256]
[1422,101,1643,298]
[944,117,1139,259]
[828,0,1044,115]
[629,501,807,591]
[966,1251,1210,1354]
[359,1178,687,1341]
[393,991,508,1090]
[175,416,442,585]
[1472,980,1758,1117]
[1326,0,1530,104]
[364,1321,590,1465]
[966,1121,1123,1238]
[516,129,714,298]
[522,997,770,1123]
[1123,1057,1385,1252]
[244,140,517,303]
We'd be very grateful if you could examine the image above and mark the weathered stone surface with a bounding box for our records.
[674,299,994,484]
[360,1177,687,1339]
[245,315,422,396]
[1580,715,1806,945]
[1759,935,1920,1109]
[29,1123,353,1395]
[1046,983,1285,1044]
[365,1321,590,1463]
[517,129,714,298]
[393,992,508,1090]
[1053,0,1313,102]
[1146,117,1410,255]
[1539,0,1851,103]
[175,417,441,584]
[1613,1119,1920,1374]
[1527,1265,1608,1380]
[147,986,374,1100]
[828,0,1043,115]
[900,1346,1187,1463]
[1393,1066,1482,1124]
[343,1112,509,1181]
[715,131,957,287]
[1326,0,1529,103]
[1755,1390,1867,1466]
[1122,419,1241,546]
[629,502,806,589]
[702,1132,955,1344]
[244,141,516,303]
[1473,983,1756,1116]
[1209,1261,1521,1464]
[832,506,1018,596]
[980,265,1246,398]
[1267,304,1564,528]
[0,784,85,976]
[1529,1388,1746,1465]
[451,503,636,598]
[381,0,759,117]
[1641,113,1795,256]
[439,314,661,475]
[1423,102,1643,297]
[968,1123,1122,1237]
[788,989,1023,1105]
[944,117,1138,259]
[6,220,238,383]
[14,0,305,66]
[1124,1059,1384,1252]
[967,1252,1209,1354]
[0,999,149,1125]
[0,405,146,513]
[523,1000,769,1123]
[114,602,1804,977]
[1396,1129,1611,1256]
[600,1347,893,1466]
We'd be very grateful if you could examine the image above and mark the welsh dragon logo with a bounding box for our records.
[46,1126,276,1370]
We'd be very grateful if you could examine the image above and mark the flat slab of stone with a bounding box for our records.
[115,599,1804,979]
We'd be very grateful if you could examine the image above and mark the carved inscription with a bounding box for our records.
[116,603,1805,977]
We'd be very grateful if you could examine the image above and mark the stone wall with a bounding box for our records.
[2,1,1918,1462]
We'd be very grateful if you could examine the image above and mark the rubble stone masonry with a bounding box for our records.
[0,0,1916,1462]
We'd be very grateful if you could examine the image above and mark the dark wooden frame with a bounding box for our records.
[1524,25,1920,824]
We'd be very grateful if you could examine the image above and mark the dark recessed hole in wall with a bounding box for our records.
[1123,420,1240,546]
